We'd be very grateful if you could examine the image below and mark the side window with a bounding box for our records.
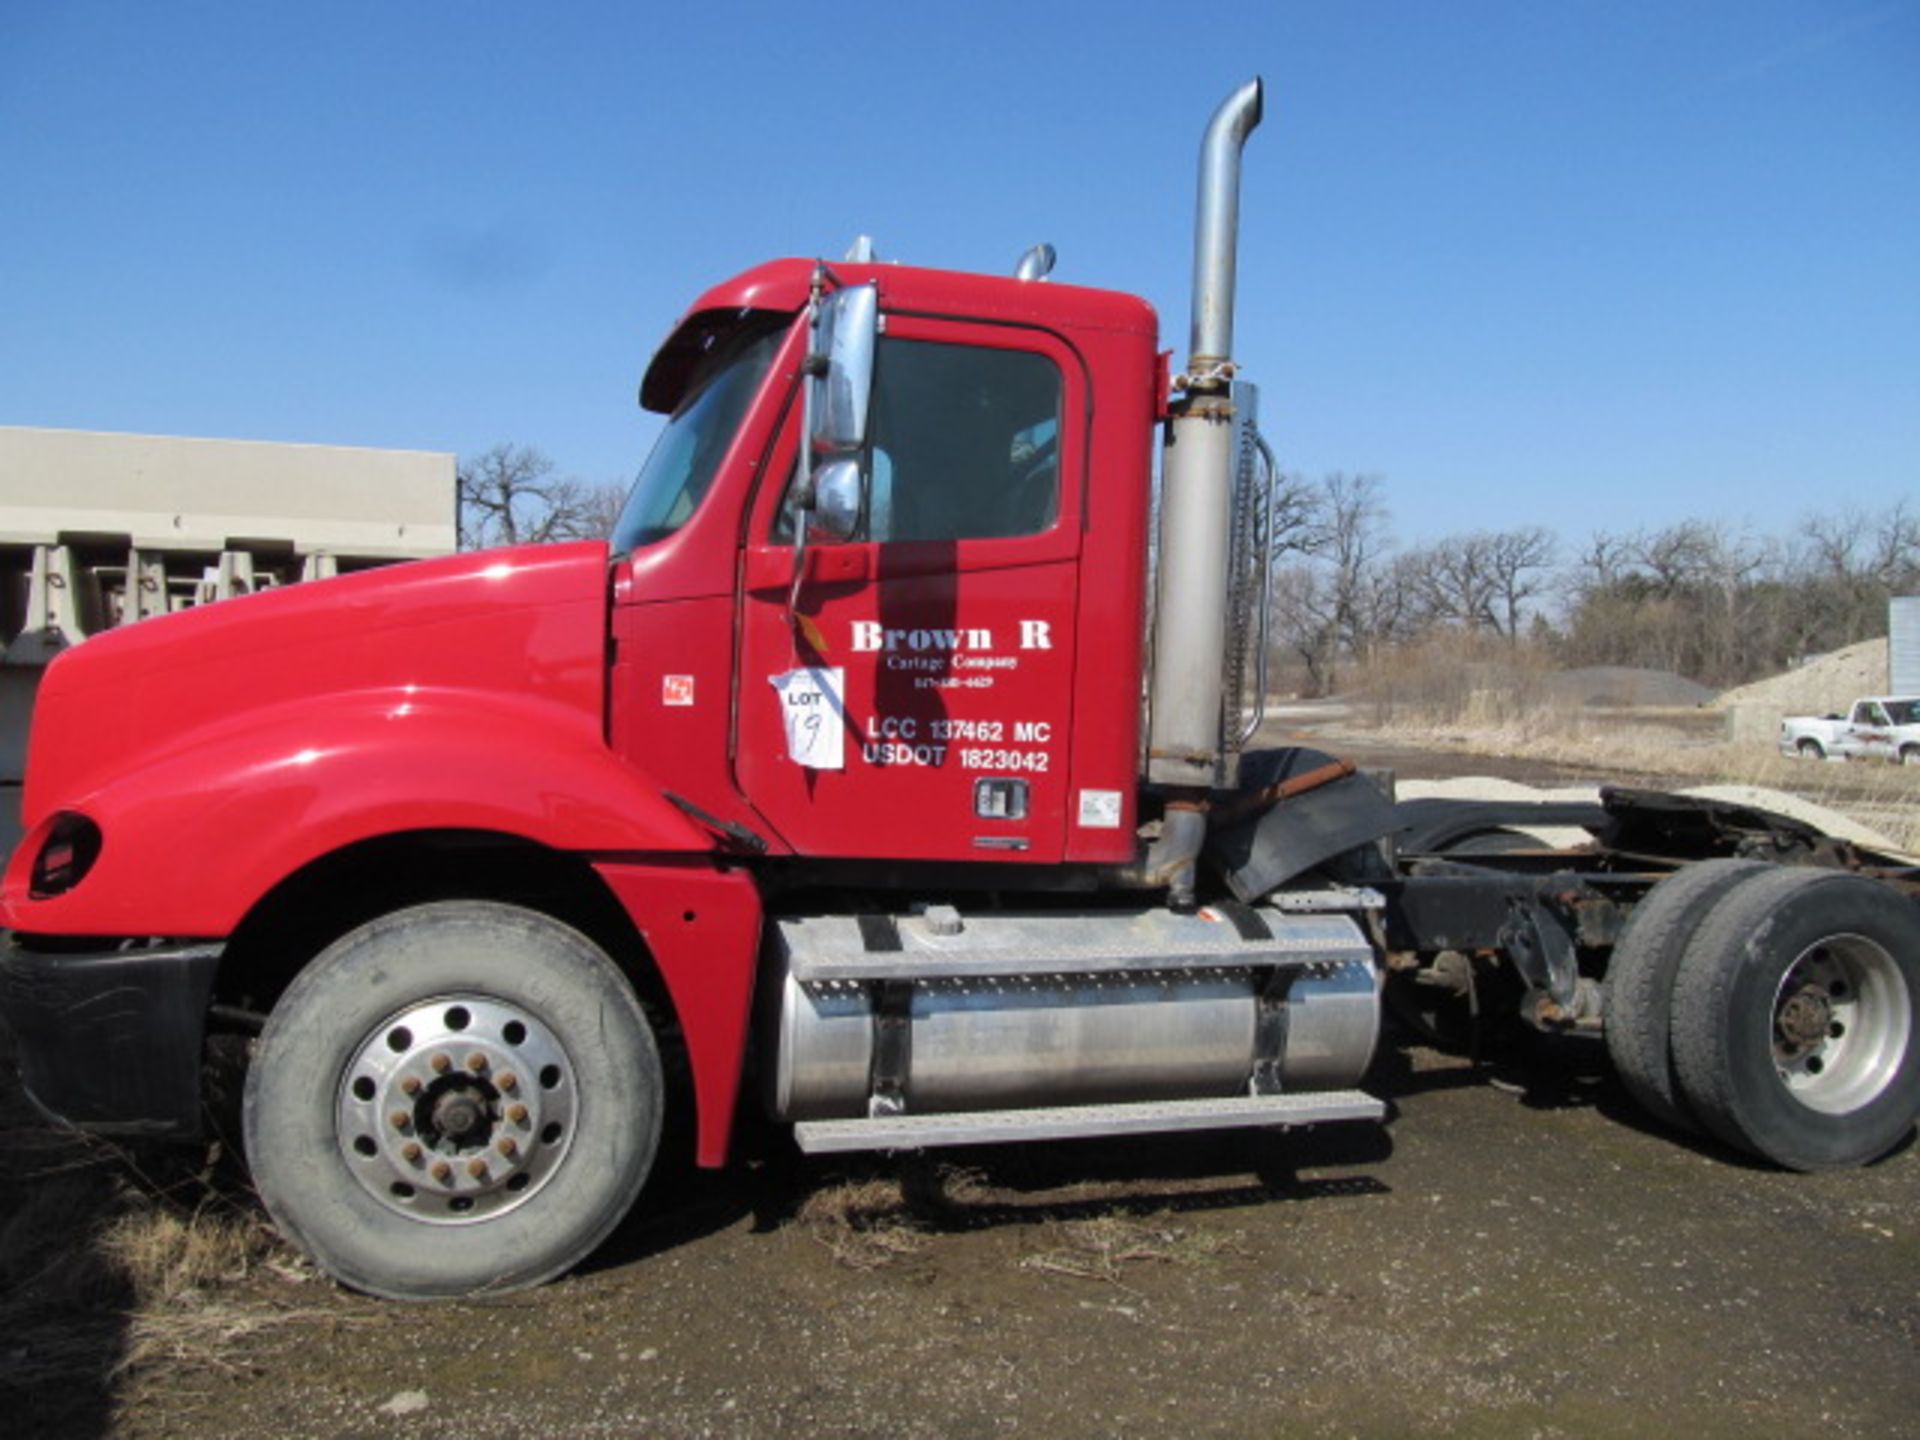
[863,339,1061,542]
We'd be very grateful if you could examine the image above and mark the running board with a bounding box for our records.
[792,1090,1384,1154]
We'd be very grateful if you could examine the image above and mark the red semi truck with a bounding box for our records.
[3,83,1917,1300]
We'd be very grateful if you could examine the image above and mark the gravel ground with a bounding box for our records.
[111,1041,1919,1440]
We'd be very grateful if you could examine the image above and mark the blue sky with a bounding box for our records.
[2,1,1914,548]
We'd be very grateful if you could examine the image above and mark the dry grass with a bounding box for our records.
[795,1175,931,1270]
[794,1166,1252,1287]
[95,1203,325,1375]
[1342,636,1920,852]
[1018,1214,1245,1286]
[0,1035,323,1430]
[1354,632,1569,731]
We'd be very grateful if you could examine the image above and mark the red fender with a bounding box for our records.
[593,862,764,1167]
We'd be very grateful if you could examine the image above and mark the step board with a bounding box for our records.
[793,1090,1384,1154]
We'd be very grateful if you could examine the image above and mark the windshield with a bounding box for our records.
[612,316,790,553]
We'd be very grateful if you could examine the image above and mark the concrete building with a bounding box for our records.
[1,426,458,862]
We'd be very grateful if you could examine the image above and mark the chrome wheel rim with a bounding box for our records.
[334,996,577,1224]
[1770,936,1910,1115]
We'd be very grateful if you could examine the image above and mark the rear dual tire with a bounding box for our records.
[1603,859,1768,1135]
[1668,868,1920,1170]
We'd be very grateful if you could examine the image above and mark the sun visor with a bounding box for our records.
[640,308,786,414]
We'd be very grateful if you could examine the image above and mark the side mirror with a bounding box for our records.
[809,283,878,453]
[807,458,863,543]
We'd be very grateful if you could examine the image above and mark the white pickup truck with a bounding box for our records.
[1780,696,1920,763]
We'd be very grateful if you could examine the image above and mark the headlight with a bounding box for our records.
[29,812,102,899]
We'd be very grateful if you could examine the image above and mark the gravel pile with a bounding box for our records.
[1712,637,1892,715]
[1546,667,1714,707]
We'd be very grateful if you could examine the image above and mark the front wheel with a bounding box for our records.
[243,901,664,1299]
[1899,745,1919,767]
[1670,868,1920,1170]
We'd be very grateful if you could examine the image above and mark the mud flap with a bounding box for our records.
[1207,747,1397,902]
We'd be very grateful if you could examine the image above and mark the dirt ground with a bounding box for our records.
[96,1044,1920,1440]
[13,735,1920,1439]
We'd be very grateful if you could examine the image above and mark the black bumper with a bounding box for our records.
[0,937,222,1137]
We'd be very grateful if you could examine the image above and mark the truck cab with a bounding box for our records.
[606,259,1158,866]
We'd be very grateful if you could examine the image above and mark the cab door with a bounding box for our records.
[734,316,1087,863]
[1849,701,1893,760]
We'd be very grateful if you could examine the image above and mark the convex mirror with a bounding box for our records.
[807,458,862,542]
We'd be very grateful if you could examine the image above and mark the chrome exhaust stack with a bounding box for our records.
[1187,77,1264,380]
[1143,78,1265,907]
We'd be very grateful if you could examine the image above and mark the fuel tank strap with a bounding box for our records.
[1212,899,1272,941]
[856,914,903,953]
[867,981,912,1117]
[1249,967,1295,1096]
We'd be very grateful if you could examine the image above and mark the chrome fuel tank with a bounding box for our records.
[766,905,1379,1121]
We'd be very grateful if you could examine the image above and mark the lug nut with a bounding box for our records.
[430,1160,452,1183]
[496,1071,518,1092]
[389,1110,411,1131]
[506,1102,529,1125]
[466,1157,489,1180]
[401,1141,423,1163]
[399,1075,422,1096]
[467,1052,488,1073]
[496,1136,518,1158]
[430,1052,452,1074]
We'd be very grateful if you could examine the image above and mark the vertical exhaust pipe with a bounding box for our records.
[1188,77,1265,381]
[1141,78,1264,908]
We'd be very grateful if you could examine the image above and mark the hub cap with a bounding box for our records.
[335,997,577,1223]
[1770,937,1911,1115]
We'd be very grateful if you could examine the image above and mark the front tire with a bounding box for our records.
[1899,745,1919,767]
[243,901,664,1299]
[1670,869,1920,1170]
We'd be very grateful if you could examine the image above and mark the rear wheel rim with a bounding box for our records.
[332,995,578,1224]
[1769,936,1911,1115]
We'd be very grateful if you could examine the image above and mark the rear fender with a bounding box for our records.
[3,687,709,937]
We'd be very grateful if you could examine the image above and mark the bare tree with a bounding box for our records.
[1355,550,1425,648]
[1869,501,1920,591]
[1408,533,1500,634]
[1262,472,1402,693]
[1267,470,1321,563]
[1270,561,1338,695]
[1485,526,1556,638]
[1310,472,1394,667]
[458,443,627,549]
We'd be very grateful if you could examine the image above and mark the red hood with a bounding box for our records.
[22,542,612,829]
